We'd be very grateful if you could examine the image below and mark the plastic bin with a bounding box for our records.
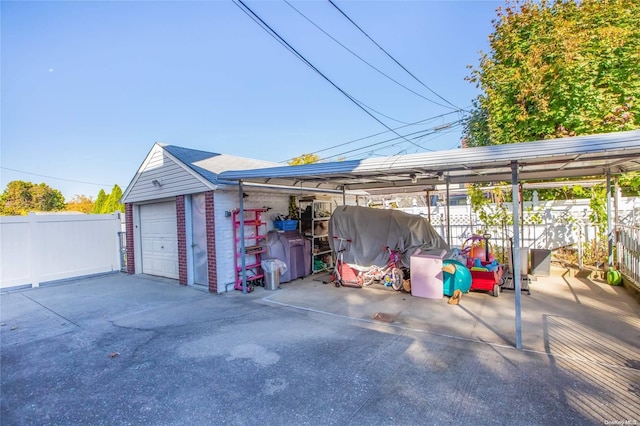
[273,220,298,231]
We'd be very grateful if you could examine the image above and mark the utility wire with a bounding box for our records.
[284,0,457,110]
[233,0,426,149]
[280,108,467,163]
[236,1,409,125]
[0,166,112,186]
[328,0,462,110]
[319,119,464,161]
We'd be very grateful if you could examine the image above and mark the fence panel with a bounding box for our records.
[0,213,123,289]
[617,225,639,285]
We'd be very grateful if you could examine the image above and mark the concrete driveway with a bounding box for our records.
[1,271,638,425]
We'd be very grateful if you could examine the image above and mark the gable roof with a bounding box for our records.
[162,144,279,184]
[121,144,280,203]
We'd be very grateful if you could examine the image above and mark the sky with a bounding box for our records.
[1,0,502,200]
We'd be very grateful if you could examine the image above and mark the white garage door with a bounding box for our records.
[140,201,179,279]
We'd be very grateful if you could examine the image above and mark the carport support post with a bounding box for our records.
[239,181,247,294]
[606,168,613,267]
[511,162,522,350]
[445,176,451,246]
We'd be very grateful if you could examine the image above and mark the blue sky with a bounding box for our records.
[1,0,501,200]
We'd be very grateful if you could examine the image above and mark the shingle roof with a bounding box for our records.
[162,145,279,184]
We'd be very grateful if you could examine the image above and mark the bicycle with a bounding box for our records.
[359,246,404,290]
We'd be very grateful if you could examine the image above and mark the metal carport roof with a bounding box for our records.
[219,129,640,191]
[219,129,640,349]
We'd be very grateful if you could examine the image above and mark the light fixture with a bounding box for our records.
[410,173,418,184]
[437,172,445,182]
[151,179,163,188]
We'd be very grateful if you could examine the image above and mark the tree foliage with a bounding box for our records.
[101,185,125,214]
[92,189,107,214]
[288,154,320,165]
[0,180,66,215]
[465,0,640,146]
[65,194,95,214]
[92,185,124,214]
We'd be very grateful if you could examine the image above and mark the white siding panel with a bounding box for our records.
[125,148,211,203]
[213,190,290,293]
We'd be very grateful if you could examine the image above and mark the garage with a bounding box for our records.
[139,201,178,279]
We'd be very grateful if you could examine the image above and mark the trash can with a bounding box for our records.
[530,249,551,276]
[262,258,285,291]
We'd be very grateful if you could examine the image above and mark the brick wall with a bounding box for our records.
[125,203,135,274]
[205,191,218,293]
[176,195,188,285]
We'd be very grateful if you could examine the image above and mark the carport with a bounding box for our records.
[219,129,640,349]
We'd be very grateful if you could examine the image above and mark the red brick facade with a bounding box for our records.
[125,203,135,274]
[205,191,218,293]
[176,195,188,286]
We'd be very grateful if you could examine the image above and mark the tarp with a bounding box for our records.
[328,206,450,268]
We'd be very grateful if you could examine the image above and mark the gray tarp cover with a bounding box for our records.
[328,206,450,268]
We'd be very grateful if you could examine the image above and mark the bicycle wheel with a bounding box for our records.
[390,268,403,291]
[361,272,375,286]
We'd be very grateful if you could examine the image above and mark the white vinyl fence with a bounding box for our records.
[0,212,123,289]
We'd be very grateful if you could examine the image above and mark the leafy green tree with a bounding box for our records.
[100,184,124,214]
[92,189,107,214]
[0,180,65,215]
[465,0,640,146]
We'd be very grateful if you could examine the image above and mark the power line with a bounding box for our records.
[0,166,112,186]
[233,0,426,150]
[280,108,467,163]
[327,0,461,110]
[319,119,464,161]
[235,1,409,125]
[284,0,457,110]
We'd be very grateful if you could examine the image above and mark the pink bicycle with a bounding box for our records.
[359,247,404,290]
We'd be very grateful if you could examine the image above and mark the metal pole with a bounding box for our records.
[511,162,522,350]
[239,181,247,294]
[606,168,613,267]
[342,185,346,206]
[445,177,451,246]
[426,190,431,222]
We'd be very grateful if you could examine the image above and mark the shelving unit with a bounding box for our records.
[299,197,334,272]
[232,208,268,291]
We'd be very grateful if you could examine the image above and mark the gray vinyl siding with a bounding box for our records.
[124,147,211,203]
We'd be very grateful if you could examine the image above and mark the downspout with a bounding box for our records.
[511,161,522,350]
[239,180,247,294]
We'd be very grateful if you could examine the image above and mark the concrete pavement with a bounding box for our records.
[1,271,638,425]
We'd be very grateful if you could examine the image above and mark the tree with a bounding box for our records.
[465,0,640,147]
[92,189,107,214]
[66,194,95,214]
[0,180,66,215]
[288,154,320,165]
[100,185,125,214]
